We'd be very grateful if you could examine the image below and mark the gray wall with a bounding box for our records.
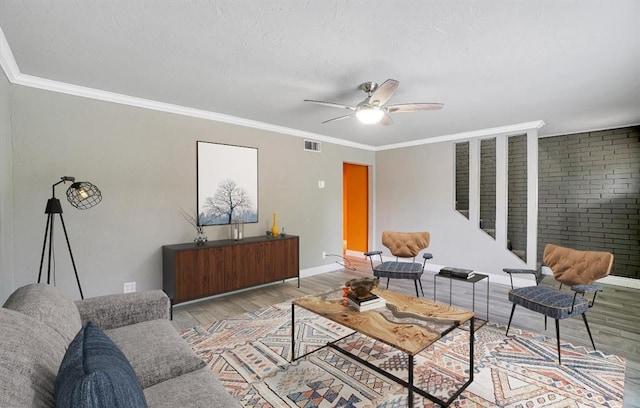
[3,84,374,302]
[0,69,13,302]
[538,127,640,278]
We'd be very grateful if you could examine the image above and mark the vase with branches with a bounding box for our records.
[179,206,207,245]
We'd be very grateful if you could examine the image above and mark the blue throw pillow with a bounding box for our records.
[55,322,148,407]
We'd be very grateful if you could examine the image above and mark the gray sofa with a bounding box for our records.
[0,283,240,407]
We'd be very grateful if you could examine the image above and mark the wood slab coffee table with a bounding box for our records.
[291,288,475,407]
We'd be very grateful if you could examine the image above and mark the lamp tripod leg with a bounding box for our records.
[58,213,84,300]
[47,213,56,284]
[38,214,53,284]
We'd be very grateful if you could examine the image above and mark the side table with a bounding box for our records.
[434,272,489,323]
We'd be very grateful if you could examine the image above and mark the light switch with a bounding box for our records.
[318,180,325,189]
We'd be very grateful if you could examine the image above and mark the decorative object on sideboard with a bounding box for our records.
[271,212,280,237]
[345,277,379,298]
[265,218,272,236]
[231,216,244,241]
[179,206,208,245]
[194,226,208,246]
[38,176,102,299]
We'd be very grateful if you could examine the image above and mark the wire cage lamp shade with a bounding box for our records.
[66,181,102,210]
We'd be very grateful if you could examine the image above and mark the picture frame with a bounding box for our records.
[197,141,258,226]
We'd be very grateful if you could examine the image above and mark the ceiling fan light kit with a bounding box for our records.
[356,107,385,124]
[305,79,444,126]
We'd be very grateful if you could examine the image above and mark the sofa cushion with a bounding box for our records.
[105,319,205,389]
[143,367,240,407]
[3,283,82,343]
[0,307,68,408]
[55,322,148,408]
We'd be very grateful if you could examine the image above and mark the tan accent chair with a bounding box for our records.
[503,244,613,364]
[364,231,432,297]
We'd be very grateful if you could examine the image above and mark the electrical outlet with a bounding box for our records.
[124,282,136,293]
[322,251,327,259]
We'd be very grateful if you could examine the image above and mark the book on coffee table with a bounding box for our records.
[347,292,381,305]
[347,297,386,312]
[439,267,476,279]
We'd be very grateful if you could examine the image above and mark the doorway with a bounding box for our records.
[343,163,369,254]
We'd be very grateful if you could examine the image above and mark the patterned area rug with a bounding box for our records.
[181,302,625,407]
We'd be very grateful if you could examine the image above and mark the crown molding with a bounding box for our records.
[0,27,19,82]
[1,25,635,153]
[375,120,546,151]
[2,26,545,152]
[14,73,377,151]
[540,123,640,138]
[0,26,374,151]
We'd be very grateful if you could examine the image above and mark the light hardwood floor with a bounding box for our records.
[171,256,640,407]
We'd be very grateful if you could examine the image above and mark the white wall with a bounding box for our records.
[374,140,530,283]
[4,84,373,302]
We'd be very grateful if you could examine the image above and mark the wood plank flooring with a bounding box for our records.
[171,256,640,407]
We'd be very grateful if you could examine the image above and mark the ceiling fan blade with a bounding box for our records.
[322,114,355,124]
[304,99,357,111]
[380,113,393,126]
[387,103,444,113]
[369,79,399,106]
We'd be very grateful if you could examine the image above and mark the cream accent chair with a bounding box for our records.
[364,231,432,297]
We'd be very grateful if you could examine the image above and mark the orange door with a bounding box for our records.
[343,163,368,253]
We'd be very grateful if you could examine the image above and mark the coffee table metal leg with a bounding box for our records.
[433,275,437,302]
[291,303,295,362]
[486,277,490,322]
[408,354,414,407]
[472,281,475,313]
[470,317,475,382]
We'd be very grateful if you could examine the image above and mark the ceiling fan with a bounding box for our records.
[304,79,444,126]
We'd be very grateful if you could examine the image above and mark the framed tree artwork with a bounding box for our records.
[197,141,258,226]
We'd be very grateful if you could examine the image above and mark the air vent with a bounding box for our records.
[304,139,321,152]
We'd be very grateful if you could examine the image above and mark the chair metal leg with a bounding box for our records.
[386,278,390,289]
[582,314,596,350]
[418,279,424,297]
[544,315,547,331]
[506,304,516,335]
[413,279,419,297]
[555,319,562,365]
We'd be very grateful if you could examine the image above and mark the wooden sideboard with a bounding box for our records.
[163,235,299,305]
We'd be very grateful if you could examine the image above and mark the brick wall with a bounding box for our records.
[480,138,496,236]
[537,126,640,278]
[508,135,527,259]
[455,142,469,217]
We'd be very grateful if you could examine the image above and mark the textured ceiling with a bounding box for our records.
[1,1,639,147]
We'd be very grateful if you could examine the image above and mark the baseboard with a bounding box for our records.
[599,275,640,289]
[300,262,344,278]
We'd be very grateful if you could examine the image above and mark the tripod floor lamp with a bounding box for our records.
[38,176,102,299]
